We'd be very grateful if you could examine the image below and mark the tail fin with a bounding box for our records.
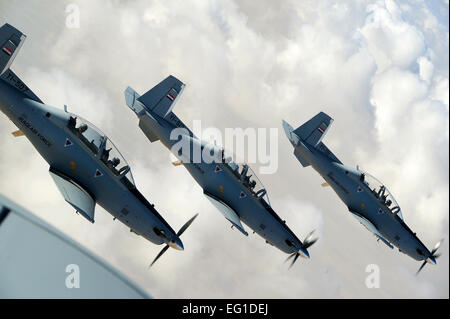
[0,23,26,76]
[292,112,333,147]
[136,75,185,118]
[283,112,341,167]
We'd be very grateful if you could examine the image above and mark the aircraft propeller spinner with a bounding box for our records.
[150,213,199,268]
[416,239,443,275]
[285,230,318,268]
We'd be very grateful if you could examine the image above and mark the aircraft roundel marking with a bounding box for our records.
[239,191,246,199]
[357,186,363,193]
[215,165,222,173]
[378,208,383,214]
[94,169,103,178]
[64,138,73,147]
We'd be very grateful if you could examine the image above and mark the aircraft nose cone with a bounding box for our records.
[168,238,184,251]
[427,256,437,265]
[298,247,310,259]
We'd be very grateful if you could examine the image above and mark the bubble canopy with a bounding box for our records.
[360,171,403,220]
[67,114,135,186]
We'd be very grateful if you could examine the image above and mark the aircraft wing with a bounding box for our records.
[49,168,95,223]
[348,209,393,249]
[204,191,248,236]
[0,194,149,298]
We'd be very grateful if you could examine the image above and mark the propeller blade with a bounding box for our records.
[177,213,199,236]
[285,252,296,263]
[431,239,444,255]
[303,237,318,250]
[416,239,443,275]
[416,260,427,275]
[289,253,300,269]
[302,230,318,250]
[303,230,315,243]
[150,214,199,268]
[149,244,170,268]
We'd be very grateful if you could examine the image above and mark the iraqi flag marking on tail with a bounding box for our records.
[2,45,13,56]
[318,126,325,133]
[167,93,175,101]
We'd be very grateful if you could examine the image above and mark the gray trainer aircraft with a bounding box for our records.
[124,75,318,267]
[282,112,442,274]
[0,23,198,264]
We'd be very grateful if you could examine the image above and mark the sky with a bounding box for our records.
[0,0,448,298]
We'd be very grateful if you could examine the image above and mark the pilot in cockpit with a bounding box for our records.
[78,123,88,134]
[103,156,120,175]
[68,116,76,128]
[111,157,120,167]
[240,164,249,180]
[377,185,386,203]
[101,148,111,162]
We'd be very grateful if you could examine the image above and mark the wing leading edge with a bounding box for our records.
[204,191,248,236]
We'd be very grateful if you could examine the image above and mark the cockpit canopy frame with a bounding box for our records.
[360,170,403,220]
[67,114,135,186]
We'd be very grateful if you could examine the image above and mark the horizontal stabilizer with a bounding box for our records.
[49,168,95,223]
[294,147,311,167]
[137,75,185,118]
[204,191,248,236]
[138,113,161,143]
[0,23,26,76]
[293,112,333,147]
[124,87,145,116]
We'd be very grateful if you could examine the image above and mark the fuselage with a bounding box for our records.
[141,110,305,255]
[293,139,432,261]
[0,78,180,247]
